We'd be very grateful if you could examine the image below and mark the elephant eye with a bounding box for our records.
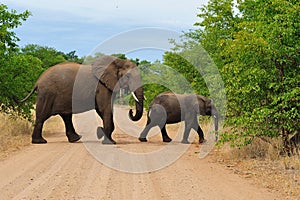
[119,73,130,82]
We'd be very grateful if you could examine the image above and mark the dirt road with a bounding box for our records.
[0,107,281,199]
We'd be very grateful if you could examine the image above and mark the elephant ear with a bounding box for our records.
[92,56,123,91]
[194,95,207,115]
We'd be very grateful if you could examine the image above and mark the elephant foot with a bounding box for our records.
[199,138,207,144]
[97,127,104,139]
[181,139,190,144]
[32,137,47,144]
[102,138,116,145]
[163,137,172,143]
[67,133,82,143]
[139,137,148,142]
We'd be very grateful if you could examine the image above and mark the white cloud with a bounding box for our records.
[2,0,209,58]
[4,0,207,28]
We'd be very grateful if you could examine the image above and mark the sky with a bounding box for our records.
[2,0,209,61]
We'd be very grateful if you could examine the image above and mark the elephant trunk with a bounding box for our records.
[129,87,144,121]
[212,104,219,141]
[214,115,219,141]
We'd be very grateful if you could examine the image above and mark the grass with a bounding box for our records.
[216,137,300,198]
[0,113,33,159]
[0,112,66,160]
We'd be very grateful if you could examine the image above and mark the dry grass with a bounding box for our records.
[0,113,64,159]
[215,138,300,199]
[0,113,33,159]
[42,115,65,136]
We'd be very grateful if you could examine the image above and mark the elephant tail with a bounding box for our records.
[13,85,37,103]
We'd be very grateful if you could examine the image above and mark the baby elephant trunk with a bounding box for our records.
[212,104,219,141]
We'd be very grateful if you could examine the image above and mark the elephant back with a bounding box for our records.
[37,62,80,87]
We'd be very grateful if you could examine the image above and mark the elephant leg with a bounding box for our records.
[60,113,82,143]
[181,113,198,144]
[95,109,104,139]
[32,121,47,144]
[182,116,200,144]
[139,107,166,142]
[139,127,151,142]
[139,117,153,142]
[101,114,116,144]
[193,124,206,144]
[97,127,104,140]
[182,123,192,144]
[161,125,172,142]
[32,98,51,144]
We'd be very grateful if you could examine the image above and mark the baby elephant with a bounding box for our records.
[139,92,218,144]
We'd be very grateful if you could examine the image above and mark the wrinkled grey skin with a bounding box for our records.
[139,92,218,144]
[16,56,144,144]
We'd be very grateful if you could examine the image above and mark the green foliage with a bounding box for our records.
[223,0,300,148]
[0,53,43,120]
[163,41,227,119]
[21,44,65,69]
[111,53,127,60]
[139,61,193,110]
[175,0,300,148]
[83,52,106,64]
[163,52,208,96]
[0,4,43,120]
[142,84,170,110]
[21,44,83,69]
[63,50,84,64]
[0,4,31,52]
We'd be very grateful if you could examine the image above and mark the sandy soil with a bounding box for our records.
[0,107,282,199]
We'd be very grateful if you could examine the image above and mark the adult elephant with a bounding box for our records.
[138,92,218,144]
[16,56,144,144]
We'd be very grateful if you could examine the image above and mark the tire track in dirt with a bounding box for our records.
[29,143,87,199]
[76,160,106,199]
[0,107,283,200]
[12,142,80,199]
[0,140,74,198]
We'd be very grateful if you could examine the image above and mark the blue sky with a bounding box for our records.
[2,0,208,61]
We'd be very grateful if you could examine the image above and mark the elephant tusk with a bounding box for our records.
[132,92,139,102]
[213,115,217,119]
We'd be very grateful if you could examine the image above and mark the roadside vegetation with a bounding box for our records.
[165,1,299,195]
[0,1,299,193]
[0,113,32,159]
[164,0,299,154]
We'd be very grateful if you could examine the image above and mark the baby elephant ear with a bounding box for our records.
[194,95,208,115]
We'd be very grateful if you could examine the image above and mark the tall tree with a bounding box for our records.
[21,44,66,69]
[0,4,43,120]
[166,0,300,150]
[0,4,30,52]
